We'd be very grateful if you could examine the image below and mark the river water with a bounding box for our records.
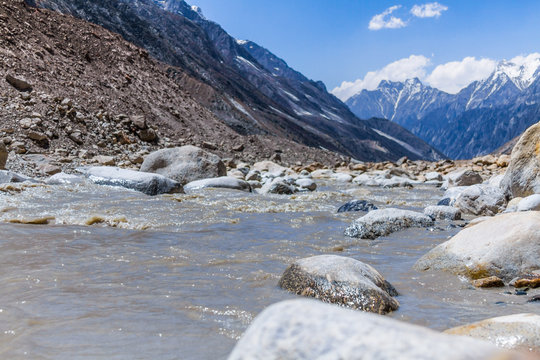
[0,180,537,359]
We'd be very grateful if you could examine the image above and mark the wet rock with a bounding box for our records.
[259,177,295,195]
[444,313,540,353]
[278,255,398,314]
[0,170,36,184]
[79,166,183,196]
[437,198,451,206]
[344,208,434,239]
[337,200,378,213]
[46,172,85,185]
[295,178,316,191]
[528,295,540,303]
[140,145,226,185]
[501,121,540,198]
[453,184,507,216]
[514,275,540,289]
[228,299,514,360]
[415,212,540,281]
[5,74,32,92]
[447,169,483,187]
[184,176,251,192]
[424,205,461,220]
[472,276,505,288]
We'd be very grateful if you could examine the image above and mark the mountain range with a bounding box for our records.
[31,0,444,162]
[345,57,540,159]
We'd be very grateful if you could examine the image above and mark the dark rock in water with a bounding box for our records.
[528,295,540,303]
[6,74,32,92]
[279,255,399,314]
[79,166,183,196]
[337,200,378,213]
[515,290,528,296]
[437,198,451,206]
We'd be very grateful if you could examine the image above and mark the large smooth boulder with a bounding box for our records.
[344,208,434,239]
[446,169,483,187]
[278,255,399,314]
[415,212,540,280]
[501,122,540,198]
[80,166,183,196]
[228,299,518,360]
[445,313,540,353]
[140,146,226,185]
[453,184,507,216]
[184,176,251,192]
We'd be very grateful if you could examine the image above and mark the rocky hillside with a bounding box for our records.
[0,0,364,172]
[32,0,443,162]
[345,58,540,159]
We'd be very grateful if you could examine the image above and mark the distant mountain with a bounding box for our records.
[33,0,443,162]
[345,57,540,159]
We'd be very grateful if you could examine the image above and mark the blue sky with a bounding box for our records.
[189,0,540,99]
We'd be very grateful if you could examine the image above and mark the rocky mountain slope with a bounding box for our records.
[32,0,443,162]
[345,58,540,159]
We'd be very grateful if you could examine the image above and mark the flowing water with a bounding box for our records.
[0,180,537,359]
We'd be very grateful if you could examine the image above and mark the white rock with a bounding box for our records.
[424,205,461,220]
[295,178,316,191]
[415,212,540,280]
[517,194,540,212]
[425,171,443,182]
[333,173,353,182]
[228,299,512,360]
[344,208,434,239]
[453,184,507,216]
[184,176,251,192]
[46,172,85,185]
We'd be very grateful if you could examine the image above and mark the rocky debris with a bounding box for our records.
[228,299,516,360]
[501,122,540,198]
[472,276,505,288]
[415,212,540,281]
[278,255,399,314]
[344,208,434,239]
[446,169,483,187]
[5,74,32,92]
[445,313,540,353]
[453,184,507,216]
[78,166,183,196]
[337,200,378,213]
[424,205,461,220]
[184,176,251,192]
[140,146,226,185]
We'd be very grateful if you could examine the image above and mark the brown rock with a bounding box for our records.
[138,128,157,143]
[39,164,62,176]
[0,142,7,170]
[93,155,115,166]
[6,74,32,92]
[202,141,217,150]
[514,275,540,289]
[472,276,504,288]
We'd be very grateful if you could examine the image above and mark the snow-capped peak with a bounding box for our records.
[494,53,540,90]
[236,39,248,46]
[190,5,206,19]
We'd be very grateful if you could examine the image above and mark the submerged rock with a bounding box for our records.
[80,166,183,196]
[278,255,399,314]
[501,121,540,198]
[415,212,540,281]
[337,199,378,213]
[228,299,515,360]
[344,208,433,239]
[184,176,251,192]
[140,145,226,185]
[424,205,461,220]
[445,313,540,353]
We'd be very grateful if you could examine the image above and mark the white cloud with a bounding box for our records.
[425,57,497,93]
[332,55,431,101]
[411,2,448,18]
[368,5,407,31]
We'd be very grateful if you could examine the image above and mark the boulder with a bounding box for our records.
[259,178,296,195]
[453,184,507,216]
[501,122,540,198]
[184,176,251,192]
[278,255,399,314]
[79,166,183,196]
[344,208,434,239]
[445,313,540,353]
[228,299,516,360]
[140,145,226,185]
[424,205,461,220]
[517,194,540,212]
[414,212,540,280]
[294,178,316,191]
[425,171,443,182]
[447,169,483,187]
[337,200,378,213]
[46,172,85,185]
[5,74,32,92]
